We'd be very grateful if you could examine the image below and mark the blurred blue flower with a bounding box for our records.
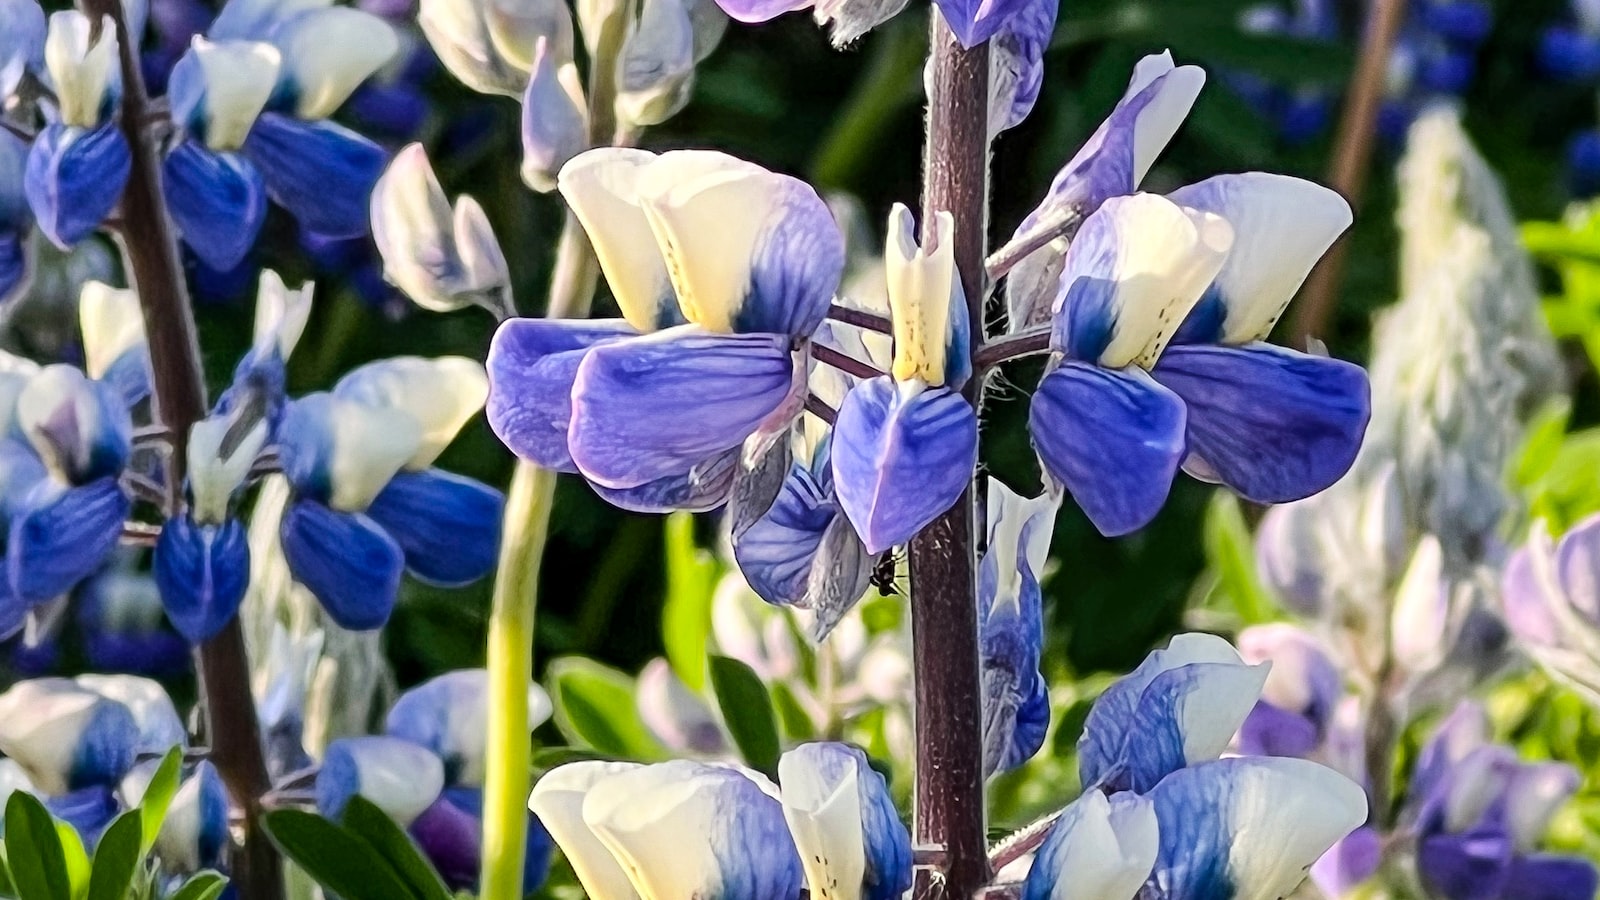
[978,479,1054,778]
[488,148,843,514]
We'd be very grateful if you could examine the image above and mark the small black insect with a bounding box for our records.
[869,553,901,596]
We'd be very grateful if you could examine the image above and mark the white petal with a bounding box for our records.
[188,414,268,524]
[75,674,185,752]
[615,0,695,127]
[1028,791,1158,900]
[1216,758,1368,900]
[557,148,677,331]
[315,395,424,511]
[78,281,144,382]
[0,679,106,794]
[983,477,1058,615]
[208,0,331,41]
[1175,660,1270,765]
[253,270,313,361]
[885,203,956,386]
[333,356,488,469]
[779,745,866,900]
[16,364,120,482]
[371,144,465,311]
[1124,51,1206,185]
[332,736,445,825]
[634,149,789,333]
[529,761,645,900]
[192,38,281,151]
[274,7,398,120]
[1061,193,1232,369]
[1390,536,1448,673]
[45,11,118,128]
[1168,173,1352,343]
[486,0,574,73]
[418,0,521,96]
[453,195,509,298]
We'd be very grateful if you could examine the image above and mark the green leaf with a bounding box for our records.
[261,810,420,900]
[0,845,16,898]
[708,655,781,777]
[136,748,183,858]
[1514,398,1573,489]
[1201,492,1276,625]
[662,512,720,691]
[547,658,666,761]
[54,824,88,900]
[769,682,817,743]
[5,791,71,900]
[167,871,228,900]
[340,798,452,900]
[85,813,142,900]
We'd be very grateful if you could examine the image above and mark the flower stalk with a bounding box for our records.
[80,0,282,896]
[909,9,992,898]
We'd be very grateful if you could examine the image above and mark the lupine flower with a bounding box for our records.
[163,0,398,268]
[370,143,510,314]
[418,0,574,96]
[710,0,906,48]
[0,0,45,101]
[0,129,33,305]
[24,10,131,249]
[488,148,843,514]
[1023,632,1367,900]
[1228,1,1338,145]
[635,657,728,755]
[531,742,911,900]
[314,669,556,893]
[1406,702,1598,900]
[520,37,587,192]
[1502,515,1600,704]
[987,0,1057,136]
[1007,52,1206,330]
[277,356,502,629]
[76,561,191,677]
[833,203,975,554]
[1026,192,1232,536]
[121,758,230,875]
[978,479,1055,778]
[1233,623,1342,758]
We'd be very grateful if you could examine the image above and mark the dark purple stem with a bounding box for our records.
[811,342,886,381]
[909,11,991,899]
[974,328,1051,371]
[827,303,894,334]
[82,1,282,895]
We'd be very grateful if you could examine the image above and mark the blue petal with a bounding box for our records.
[279,500,403,630]
[163,141,267,271]
[590,448,739,514]
[980,564,1047,777]
[1310,827,1383,899]
[8,478,130,605]
[1420,0,1491,43]
[736,179,845,338]
[152,514,251,643]
[931,0,1034,47]
[365,469,502,587]
[1417,832,1512,900]
[190,762,231,870]
[409,790,483,891]
[1539,26,1600,83]
[831,377,978,555]
[24,123,132,248]
[0,230,26,306]
[732,461,835,606]
[779,743,911,900]
[1100,661,1267,793]
[316,735,444,824]
[568,327,797,490]
[241,113,385,238]
[69,700,141,790]
[1022,791,1158,900]
[485,317,639,472]
[1235,700,1320,758]
[1152,343,1370,504]
[1505,855,1600,900]
[383,670,491,785]
[47,786,120,847]
[1029,361,1185,537]
[991,0,1057,132]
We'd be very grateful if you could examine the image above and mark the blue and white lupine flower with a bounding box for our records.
[1022,790,1159,900]
[0,677,141,794]
[979,479,1055,778]
[1077,632,1268,794]
[488,148,844,514]
[615,0,696,128]
[776,743,912,900]
[1139,756,1367,899]
[1406,702,1598,900]
[216,269,314,429]
[315,735,446,823]
[1027,192,1232,536]
[24,11,130,249]
[76,281,149,404]
[75,673,186,753]
[370,143,511,314]
[1007,52,1206,329]
[76,561,190,676]
[1233,623,1342,759]
[1152,173,1368,505]
[120,759,230,875]
[419,0,574,97]
[1502,515,1600,703]
[636,657,729,755]
[384,668,552,787]
[0,0,45,101]
[520,38,586,193]
[277,356,502,630]
[833,203,975,554]
[162,0,398,267]
[535,744,909,900]
[0,130,33,306]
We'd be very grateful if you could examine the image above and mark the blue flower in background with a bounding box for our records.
[314,670,556,893]
[488,148,844,514]
[25,10,131,250]
[77,559,192,677]
[832,203,975,554]
[0,129,34,306]
[1408,702,1599,900]
[978,479,1055,778]
[277,356,502,630]
[532,742,911,900]
[162,0,399,270]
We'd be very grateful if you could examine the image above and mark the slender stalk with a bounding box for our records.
[477,7,628,896]
[974,327,1050,371]
[1289,0,1410,346]
[910,11,991,899]
[83,1,282,896]
[827,302,894,334]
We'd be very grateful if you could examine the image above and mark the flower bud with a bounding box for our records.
[615,0,696,127]
[520,36,587,193]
